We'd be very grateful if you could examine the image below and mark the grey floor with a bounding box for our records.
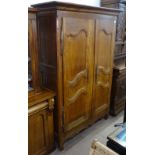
[50,112,123,155]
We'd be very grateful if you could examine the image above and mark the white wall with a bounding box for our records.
[27,0,100,7]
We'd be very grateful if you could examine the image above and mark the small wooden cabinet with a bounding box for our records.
[28,90,55,155]
[110,65,126,115]
[28,8,55,154]
[32,2,120,149]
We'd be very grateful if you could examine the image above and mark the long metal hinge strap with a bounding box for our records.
[60,18,64,56]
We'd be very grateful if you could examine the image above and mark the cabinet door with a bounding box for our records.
[61,17,94,132]
[93,16,116,118]
[28,103,54,155]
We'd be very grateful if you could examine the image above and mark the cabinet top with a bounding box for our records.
[32,1,122,15]
[28,89,56,107]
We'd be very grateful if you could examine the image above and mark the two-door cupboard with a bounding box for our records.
[32,1,120,149]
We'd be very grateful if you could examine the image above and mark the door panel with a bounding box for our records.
[29,112,46,155]
[93,16,116,117]
[28,103,54,155]
[61,17,94,132]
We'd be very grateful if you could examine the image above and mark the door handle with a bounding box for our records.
[48,98,54,112]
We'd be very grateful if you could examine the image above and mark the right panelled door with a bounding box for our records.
[93,15,116,119]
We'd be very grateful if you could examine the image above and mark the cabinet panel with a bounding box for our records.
[115,75,126,101]
[110,67,126,115]
[62,17,94,132]
[29,111,48,155]
[28,101,54,155]
[93,16,116,117]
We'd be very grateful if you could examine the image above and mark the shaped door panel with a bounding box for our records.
[93,16,116,117]
[61,17,94,132]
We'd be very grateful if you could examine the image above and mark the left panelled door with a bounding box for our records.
[61,16,94,133]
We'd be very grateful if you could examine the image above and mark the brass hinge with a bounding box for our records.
[86,68,89,81]
[95,65,98,84]
[62,106,65,131]
[60,18,64,56]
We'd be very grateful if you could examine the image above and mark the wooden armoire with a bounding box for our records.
[32,1,120,149]
[101,0,126,115]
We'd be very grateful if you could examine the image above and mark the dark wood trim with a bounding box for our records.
[101,0,126,5]
[32,1,122,15]
[28,7,38,12]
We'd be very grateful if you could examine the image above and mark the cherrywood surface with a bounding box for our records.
[62,16,94,133]
[32,2,120,149]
